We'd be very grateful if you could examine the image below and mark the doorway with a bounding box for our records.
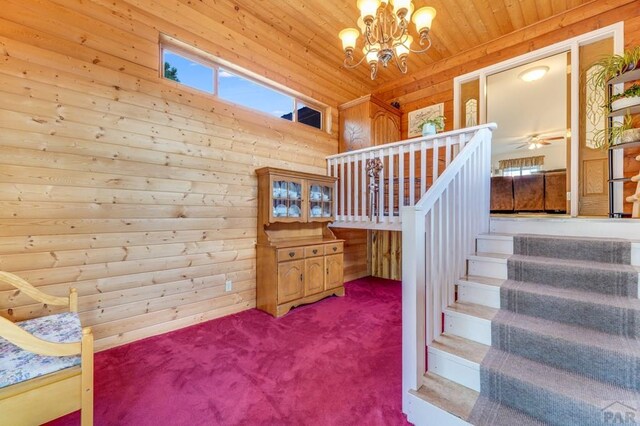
[486,52,569,214]
[453,23,624,217]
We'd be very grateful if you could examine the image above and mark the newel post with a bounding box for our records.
[401,205,426,414]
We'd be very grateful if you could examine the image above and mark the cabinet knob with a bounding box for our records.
[289,251,295,258]
[312,249,318,254]
[300,273,303,282]
[333,247,337,252]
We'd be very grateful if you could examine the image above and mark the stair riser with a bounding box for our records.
[444,311,492,345]
[458,282,500,309]
[476,237,513,255]
[468,259,507,280]
[508,259,638,297]
[428,347,481,392]
[480,369,610,426]
[493,324,640,391]
[501,290,640,337]
[407,392,472,426]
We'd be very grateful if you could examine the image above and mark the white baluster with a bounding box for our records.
[354,156,359,222]
[388,147,395,223]
[408,144,415,206]
[361,152,367,221]
[399,145,405,211]
[433,138,440,182]
[340,157,345,221]
[420,141,427,196]
[445,136,452,167]
[378,149,385,224]
[347,157,352,221]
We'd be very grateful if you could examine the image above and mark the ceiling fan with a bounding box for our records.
[512,134,565,150]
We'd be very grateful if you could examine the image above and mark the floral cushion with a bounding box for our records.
[0,312,82,388]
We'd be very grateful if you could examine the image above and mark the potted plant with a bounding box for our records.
[418,115,446,136]
[589,46,640,88]
[592,114,640,149]
[611,83,640,111]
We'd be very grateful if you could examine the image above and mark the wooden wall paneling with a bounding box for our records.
[0,0,363,349]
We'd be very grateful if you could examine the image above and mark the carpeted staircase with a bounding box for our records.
[469,234,640,426]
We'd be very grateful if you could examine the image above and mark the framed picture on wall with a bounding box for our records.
[407,103,444,138]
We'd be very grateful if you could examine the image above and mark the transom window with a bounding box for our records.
[161,42,325,131]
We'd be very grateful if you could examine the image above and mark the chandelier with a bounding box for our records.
[339,0,436,80]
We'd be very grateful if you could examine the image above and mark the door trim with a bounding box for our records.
[453,22,625,217]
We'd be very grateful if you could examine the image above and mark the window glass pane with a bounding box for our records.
[218,68,293,119]
[163,50,214,94]
[297,102,323,129]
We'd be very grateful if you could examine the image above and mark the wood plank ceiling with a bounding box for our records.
[229,0,593,91]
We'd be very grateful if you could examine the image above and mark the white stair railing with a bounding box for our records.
[327,126,495,229]
[400,123,496,412]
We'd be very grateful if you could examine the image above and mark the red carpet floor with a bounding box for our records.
[50,277,409,426]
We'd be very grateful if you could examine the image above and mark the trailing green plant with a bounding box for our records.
[611,83,640,102]
[591,114,634,149]
[418,115,446,131]
[588,46,640,89]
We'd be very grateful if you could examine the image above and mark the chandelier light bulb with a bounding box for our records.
[393,0,412,18]
[339,28,360,52]
[357,0,381,23]
[395,35,413,58]
[364,45,381,64]
[412,6,436,34]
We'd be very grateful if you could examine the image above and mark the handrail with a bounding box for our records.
[326,123,497,160]
[400,123,495,413]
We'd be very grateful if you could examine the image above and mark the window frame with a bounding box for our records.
[502,165,542,177]
[160,37,327,132]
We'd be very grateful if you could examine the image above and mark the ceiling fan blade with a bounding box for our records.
[537,141,552,145]
[515,143,529,149]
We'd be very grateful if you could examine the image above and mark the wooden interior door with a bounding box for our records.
[579,38,613,216]
[277,260,304,303]
[325,254,344,290]
[304,257,324,296]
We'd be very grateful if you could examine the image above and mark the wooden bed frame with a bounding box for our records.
[0,271,93,425]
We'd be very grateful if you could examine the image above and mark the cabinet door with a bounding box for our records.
[325,254,344,290]
[305,257,324,296]
[271,176,305,222]
[277,260,304,303]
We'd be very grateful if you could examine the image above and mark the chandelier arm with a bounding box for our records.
[390,19,408,40]
[410,36,433,54]
[393,52,408,74]
[343,55,369,69]
[364,24,379,47]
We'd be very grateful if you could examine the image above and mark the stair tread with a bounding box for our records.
[477,233,514,240]
[493,310,640,356]
[470,396,547,426]
[482,349,640,407]
[510,254,637,272]
[446,301,497,321]
[459,275,504,288]
[431,333,489,364]
[414,372,478,420]
[504,280,640,310]
[469,252,510,263]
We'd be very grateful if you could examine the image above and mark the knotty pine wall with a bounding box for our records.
[0,0,369,350]
[374,0,640,213]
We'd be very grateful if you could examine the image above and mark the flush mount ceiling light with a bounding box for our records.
[339,0,436,80]
[518,66,549,82]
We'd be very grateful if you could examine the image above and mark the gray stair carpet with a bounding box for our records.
[469,234,640,426]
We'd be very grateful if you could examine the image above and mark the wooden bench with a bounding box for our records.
[0,271,93,425]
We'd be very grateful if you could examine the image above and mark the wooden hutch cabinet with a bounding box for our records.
[255,167,344,317]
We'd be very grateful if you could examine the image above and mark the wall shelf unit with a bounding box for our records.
[607,67,640,218]
[255,167,344,317]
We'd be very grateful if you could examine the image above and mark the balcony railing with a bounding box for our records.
[326,124,496,230]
